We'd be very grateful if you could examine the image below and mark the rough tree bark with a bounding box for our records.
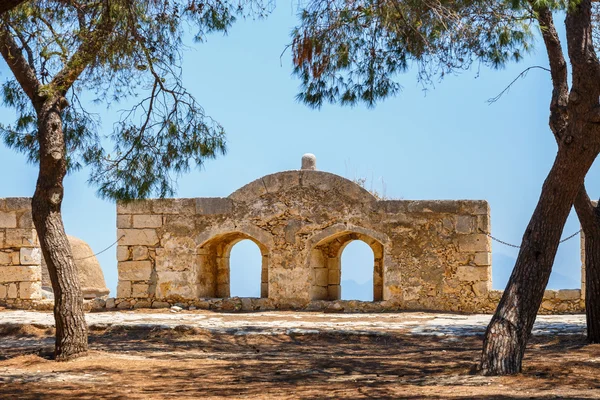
[32,98,88,361]
[480,0,600,375]
[0,0,26,15]
[527,0,600,346]
[574,189,600,343]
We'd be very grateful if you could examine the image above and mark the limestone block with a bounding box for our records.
[20,247,41,265]
[0,212,17,228]
[153,199,195,215]
[118,229,159,246]
[457,234,489,253]
[328,269,340,285]
[541,300,554,311]
[5,198,31,211]
[473,252,491,266]
[472,281,489,297]
[195,198,233,215]
[132,283,150,298]
[7,283,17,298]
[11,252,19,265]
[17,211,33,229]
[311,285,328,300]
[328,285,341,300]
[0,231,4,247]
[105,298,116,309]
[5,229,37,247]
[118,261,152,281]
[133,214,163,228]
[117,214,132,228]
[163,216,195,235]
[0,285,5,298]
[117,246,130,262]
[455,266,489,282]
[0,265,41,283]
[152,301,170,308]
[314,268,328,286]
[117,281,131,298]
[261,283,268,298]
[488,290,503,300]
[19,281,41,299]
[477,215,491,234]
[543,290,557,299]
[557,289,581,301]
[132,246,149,261]
[0,252,12,265]
[117,200,152,215]
[455,215,476,234]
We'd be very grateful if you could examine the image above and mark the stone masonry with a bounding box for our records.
[0,198,42,304]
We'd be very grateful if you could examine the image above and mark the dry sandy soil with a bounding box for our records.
[0,310,599,399]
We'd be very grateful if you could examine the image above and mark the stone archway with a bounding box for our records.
[196,232,269,298]
[309,231,384,301]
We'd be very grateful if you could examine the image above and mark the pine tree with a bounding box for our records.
[291,0,600,374]
[0,0,270,361]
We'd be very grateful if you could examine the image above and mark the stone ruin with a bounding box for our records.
[0,197,108,308]
[0,155,585,313]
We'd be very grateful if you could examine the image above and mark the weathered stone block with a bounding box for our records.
[314,268,328,286]
[0,212,17,228]
[328,269,340,285]
[5,229,37,247]
[19,281,41,299]
[5,198,30,211]
[118,229,159,246]
[195,198,233,215]
[118,261,152,281]
[457,234,489,253]
[0,285,5,298]
[117,246,130,262]
[117,281,131,298]
[0,252,12,265]
[455,266,489,282]
[17,211,33,229]
[153,199,195,215]
[7,283,17,298]
[543,290,557,299]
[312,285,328,300]
[133,214,162,228]
[132,283,150,298]
[328,285,341,300]
[117,201,152,215]
[132,246,149,261]
[117,214,132,228]
[455,215,476,234]
[472,281,489,297]
[0,265,41,283]
[473,252,491,266]
[557,289,581,301]
[20,247,41,265]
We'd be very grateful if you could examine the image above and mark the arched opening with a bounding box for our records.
[196,232,269,298]
[309,231,383,302]
[229,239,262,297]
[340,240,374,301]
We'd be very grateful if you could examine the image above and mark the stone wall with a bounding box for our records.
[115,168,498,312]
[0,198,42,305]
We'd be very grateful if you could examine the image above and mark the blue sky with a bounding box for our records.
[0,6,595,298]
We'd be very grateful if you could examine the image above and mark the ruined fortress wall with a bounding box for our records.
[0,198,42,305]
[115,170,496,312]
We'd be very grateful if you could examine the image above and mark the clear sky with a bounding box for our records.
[0,7,595,298]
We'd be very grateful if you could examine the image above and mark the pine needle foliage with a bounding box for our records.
[291,0,548,108]
[0,0,272,200]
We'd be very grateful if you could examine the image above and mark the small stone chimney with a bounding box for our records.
[301,153,317,170]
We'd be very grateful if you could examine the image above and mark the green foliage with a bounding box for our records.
[0,0,272,200]
[291,0,535,108]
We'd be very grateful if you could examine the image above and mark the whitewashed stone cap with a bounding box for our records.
[301,153,317,170]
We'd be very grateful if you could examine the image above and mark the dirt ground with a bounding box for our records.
[1,322,600,399]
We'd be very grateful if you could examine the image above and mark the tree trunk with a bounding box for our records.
[480,142,598,375]
[32,99,88,361]
[573,188,600,343]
